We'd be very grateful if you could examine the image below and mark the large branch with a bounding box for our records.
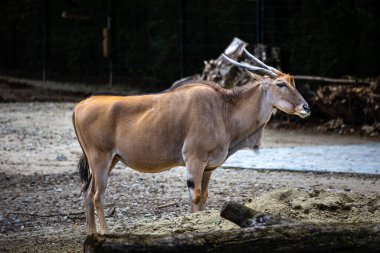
[294,75,372,85]
[84,221,380,252]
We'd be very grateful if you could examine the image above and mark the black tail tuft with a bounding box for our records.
[78,154,91,193]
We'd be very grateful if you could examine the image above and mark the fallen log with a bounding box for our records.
[84,222,380,252]
[84,201,380,252]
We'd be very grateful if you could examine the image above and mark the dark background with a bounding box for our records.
[0,0,379,89]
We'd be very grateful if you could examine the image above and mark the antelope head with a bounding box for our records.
[222,49,310,118]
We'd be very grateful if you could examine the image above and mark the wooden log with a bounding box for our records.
[220,201,297,228]
[219,201,259,227]
[84,222,380,253]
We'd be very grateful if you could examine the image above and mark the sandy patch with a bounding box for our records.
[130,210,238,235]
[247,188,380,223]
[126,188,380,235]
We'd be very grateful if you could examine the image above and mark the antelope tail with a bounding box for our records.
[78,153,91,193]
[72,111,92,193]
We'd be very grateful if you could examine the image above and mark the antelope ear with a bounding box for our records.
[246,70,265,81]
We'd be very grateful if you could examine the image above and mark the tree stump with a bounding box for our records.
[172,37,282,89]
[201,37,249,88]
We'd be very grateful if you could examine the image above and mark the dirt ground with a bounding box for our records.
[0,102,379,253]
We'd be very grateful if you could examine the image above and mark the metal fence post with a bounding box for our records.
[261,0,265,43]
[42,0,49,82]
[108,0,113,87]
[179,0,186,77]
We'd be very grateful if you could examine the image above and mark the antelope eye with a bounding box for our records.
[277,82,286,88]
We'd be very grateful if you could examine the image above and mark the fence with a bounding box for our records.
[0,0,379,89]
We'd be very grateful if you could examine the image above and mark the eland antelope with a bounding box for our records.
[72,49,310,234]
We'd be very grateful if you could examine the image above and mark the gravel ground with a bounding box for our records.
[0,102,379,252]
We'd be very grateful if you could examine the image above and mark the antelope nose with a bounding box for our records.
[303,104,310,113]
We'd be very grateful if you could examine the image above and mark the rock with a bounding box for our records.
[56,154,68,161]
[362,125,375,135]
[324,118,344,131]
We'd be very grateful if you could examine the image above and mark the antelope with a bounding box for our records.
[72,49,310,234]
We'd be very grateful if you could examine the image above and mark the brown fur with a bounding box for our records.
[168,80,260,104]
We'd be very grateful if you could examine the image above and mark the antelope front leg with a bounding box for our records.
[198,170,213,211]
[185,159,206,212]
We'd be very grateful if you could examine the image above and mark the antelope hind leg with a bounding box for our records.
[88,152,114,234]
[84,179,96,234]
